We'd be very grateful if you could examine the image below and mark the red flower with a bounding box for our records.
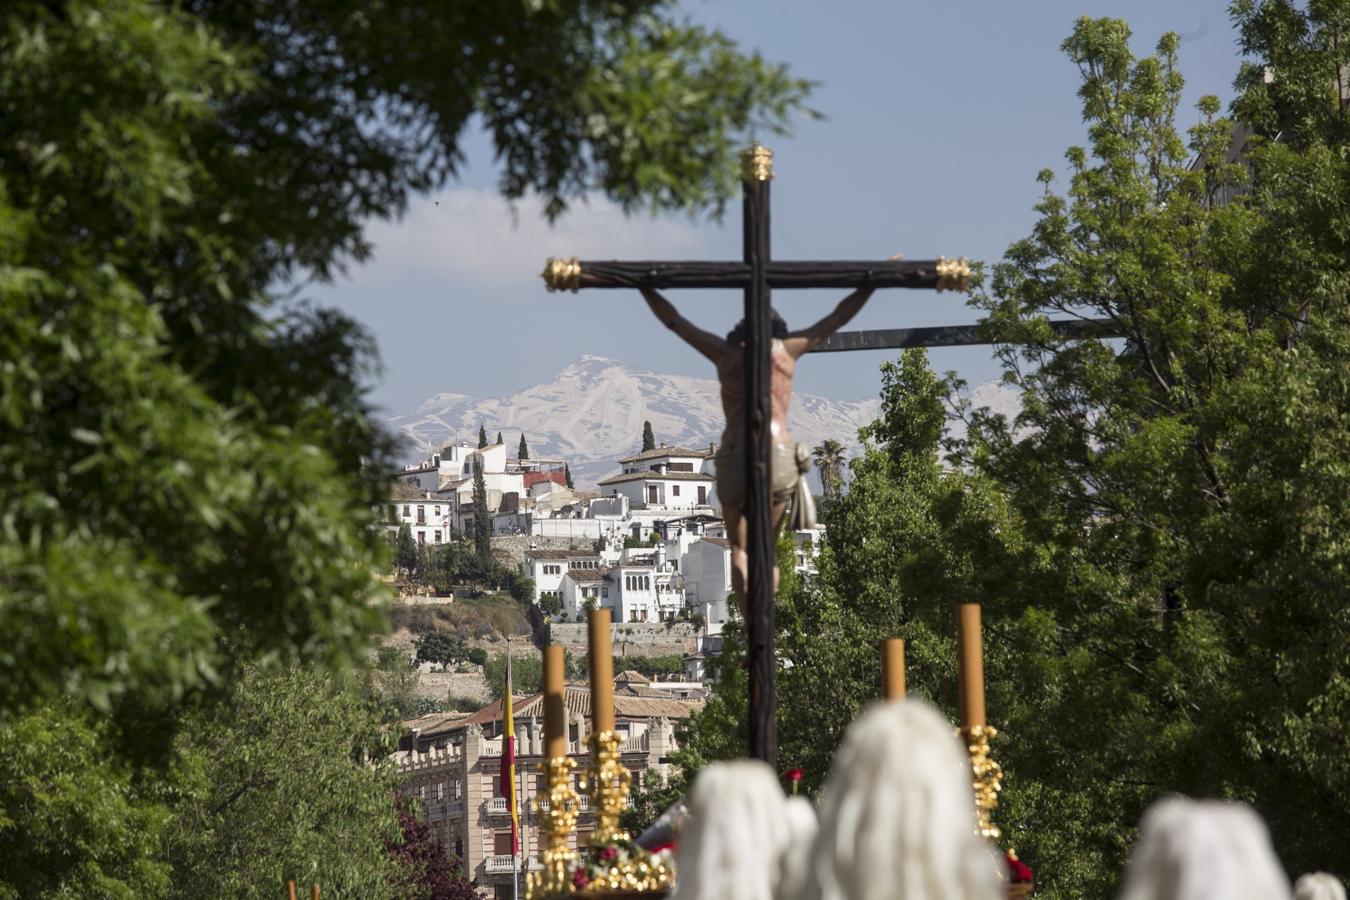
[599,846,619,862]
[785,768,804,782]
[649,841,676,854]
[572,868,591,889]
[1004,852,1033,883]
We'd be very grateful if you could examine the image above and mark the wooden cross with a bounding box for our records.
[541,145,971,766]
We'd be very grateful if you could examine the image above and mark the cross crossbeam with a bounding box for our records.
[808,318,1120,353]
[541,258,970,292]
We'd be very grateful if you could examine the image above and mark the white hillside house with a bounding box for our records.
[560,568,609,619]
[522,549,603,605]
[385,495,453,546]
[597,445,717,541]
[682,536,733,634]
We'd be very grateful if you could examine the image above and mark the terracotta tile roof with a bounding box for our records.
[400,710,472,736]
[597,471,714,486]
[616,446,714,464]
[564,569,608,583]
[461,684,701,725]
[526,549,599,560]
[615,670,651,684]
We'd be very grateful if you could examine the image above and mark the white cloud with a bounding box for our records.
[362,188,714,287]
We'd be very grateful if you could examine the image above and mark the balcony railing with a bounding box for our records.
[485,856,542,874]
[423,798,463,821]
[536,795,590,813]
[484,796,511,815]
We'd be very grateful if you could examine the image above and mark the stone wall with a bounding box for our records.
[416,670,490,704]
[547,621,697,659]
[489,534,600,569]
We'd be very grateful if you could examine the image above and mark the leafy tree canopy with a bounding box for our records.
[414,631,469,669]
[668,9,1350,896]
[0,0,812,744]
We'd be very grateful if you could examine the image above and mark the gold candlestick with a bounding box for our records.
[961,723,1003,841]
[526,756,581,900]
[585,731,631,847]
[955,603,1003,842]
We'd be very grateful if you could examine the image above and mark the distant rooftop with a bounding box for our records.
[616,445,715,464]
[598,470,714,486]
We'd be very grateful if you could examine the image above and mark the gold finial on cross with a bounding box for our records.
[740,144,774,182]
[541,256,582,292]
[935,256,971,293]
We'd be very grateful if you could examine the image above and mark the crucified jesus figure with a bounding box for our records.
[641,285,875,613]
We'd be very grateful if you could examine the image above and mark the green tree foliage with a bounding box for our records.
[0,702,174,898]
[395,524,419,576]
[810,438,847,501]
[518,433,530,461]
[2,0,811,731]
[1,668,412,899]
[478,425,488,449]
[484,652,544,701]
[368,648,422,723]
[642,421,656,452]
[166,667,404,898]
[472,460,492,564]
[954,12,1350,889]
[670,14,1350,896]
[0,0,395,741]
[468,648,489,668]
[1,0,815,885]
[564,463,574,489]
[415,631,468,669]
[496,432,504,446]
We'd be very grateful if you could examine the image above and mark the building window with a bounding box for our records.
[602,588,609,598]
[417,531,426,544]
[647,485,659,504]
[403,505,410,516]
[493,831,515,855]
[698,486,707,504]
[672,485,680,497]
[434,530,442,543]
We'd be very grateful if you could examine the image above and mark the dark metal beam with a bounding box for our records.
[544,258,966,292]
[807,318,1120,353]
[743,165,776,767]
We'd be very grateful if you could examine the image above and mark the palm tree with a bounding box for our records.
[812,439,847,502]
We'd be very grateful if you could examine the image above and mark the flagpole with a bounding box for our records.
[508,638,519,900]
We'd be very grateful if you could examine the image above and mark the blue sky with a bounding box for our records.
[312,0,1242,416]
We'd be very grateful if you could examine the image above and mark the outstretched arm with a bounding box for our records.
[641,288,725,362]
[781,286,876,358]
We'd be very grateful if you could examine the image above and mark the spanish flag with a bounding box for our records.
[500,652,520,856]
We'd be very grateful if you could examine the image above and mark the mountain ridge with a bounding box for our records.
[388,355,1018,488]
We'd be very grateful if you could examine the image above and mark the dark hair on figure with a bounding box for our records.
[726,311,788,344]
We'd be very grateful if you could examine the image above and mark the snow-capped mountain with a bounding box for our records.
[389,355,881,487]
[389,355,1020,488]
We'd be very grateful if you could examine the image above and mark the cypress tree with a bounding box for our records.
[496,431,503,446]
[564,464,574,489]
[642,420,656,452]
[477,424,487,449]
[472,459,491,564]
[517,434,529,460]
